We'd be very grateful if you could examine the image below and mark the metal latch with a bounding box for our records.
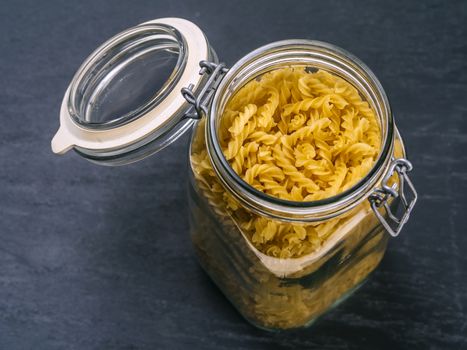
[181,60,229,119]
[369,158,417,237]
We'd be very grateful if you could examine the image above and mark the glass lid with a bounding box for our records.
[51,18,214,165]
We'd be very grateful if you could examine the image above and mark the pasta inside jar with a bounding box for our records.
[191,66,385,259]
[220,66,381,200]
[188,60,402,329]
[186,37,414,330]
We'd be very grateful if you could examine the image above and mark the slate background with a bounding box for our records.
[1,0,466,349]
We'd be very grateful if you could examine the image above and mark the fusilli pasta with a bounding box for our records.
[191,66,382,259]
[188,65,399,329]
[220,67,381,201]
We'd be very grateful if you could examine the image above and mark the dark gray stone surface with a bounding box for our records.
[0,0,466,349]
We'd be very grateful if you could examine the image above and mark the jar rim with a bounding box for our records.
[206,40,394,221]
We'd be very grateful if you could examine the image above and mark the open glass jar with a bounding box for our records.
[52,18,417,331]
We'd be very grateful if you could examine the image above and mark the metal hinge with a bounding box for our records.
[181,60,229,119]
[369,158,417,237]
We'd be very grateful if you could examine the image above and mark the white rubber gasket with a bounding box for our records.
[51,18,208,154]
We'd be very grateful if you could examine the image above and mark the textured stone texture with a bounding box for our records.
[0,0,466,349]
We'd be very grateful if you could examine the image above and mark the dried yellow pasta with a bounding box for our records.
[220,67,381,201]
[191,66,382,259]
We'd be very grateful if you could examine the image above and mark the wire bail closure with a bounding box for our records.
[369,158,417,237]
[181,60,229,119]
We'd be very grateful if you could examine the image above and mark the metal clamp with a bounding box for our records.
[181,60,229,119]
[369,158,417,237]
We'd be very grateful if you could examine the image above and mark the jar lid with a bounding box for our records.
[51,18,214,165]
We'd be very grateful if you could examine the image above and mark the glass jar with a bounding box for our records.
[51,18,417,331]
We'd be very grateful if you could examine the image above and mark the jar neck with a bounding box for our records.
[206,40,394,222]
